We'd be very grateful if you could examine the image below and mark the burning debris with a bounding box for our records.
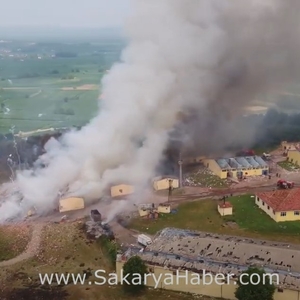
[84,209,114,239]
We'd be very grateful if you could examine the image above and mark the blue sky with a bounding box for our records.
[0,0,131,28]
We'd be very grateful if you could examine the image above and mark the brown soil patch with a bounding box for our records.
[0,224,32,262]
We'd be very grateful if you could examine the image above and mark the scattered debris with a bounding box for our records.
[85,221,114,240]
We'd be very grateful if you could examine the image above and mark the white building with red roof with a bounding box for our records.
[256,188,300,222]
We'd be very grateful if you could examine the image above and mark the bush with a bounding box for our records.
[235,267,275,300]
[123,256,148,294]
[97,235,119,265]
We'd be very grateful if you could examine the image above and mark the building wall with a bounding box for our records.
[157,205,171,214]
[218,206,233,216]
[139,209,150,217]
[244,168,264,176]
[275,210,300,222]
[116,261,300,300]
[287,150,300,165]
[203,159,268,179]
[203,159,227,179]
[255,196,300,222]
[59,197,84,213]
[110,184,134,197]
[282,141,298,151]
[153,178,179,191]
[255,196,277,222]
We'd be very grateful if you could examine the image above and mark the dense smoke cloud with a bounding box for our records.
[1,0,300,222]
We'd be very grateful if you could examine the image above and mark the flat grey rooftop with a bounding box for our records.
[125,228,300,291]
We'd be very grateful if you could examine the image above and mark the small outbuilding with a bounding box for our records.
[110,184,134,198]
[59,197,85,213]
[138,204,153,217]
[157,203,171,214]
[218,201,233,216]
[153,176,179,191]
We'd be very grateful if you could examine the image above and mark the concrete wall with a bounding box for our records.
[282,141,298,151]
[218,206,233,216]
[255,196,300,222]
[275,210,300,222]
[244,168,264,176]
[111,184,134,197]
[116,261,300,300]
[255,195,277,221]
[157,205,171,214]
[153,178,179,191]
[287,150,300,165]
[139,209,150,217]
[203,159,227,179]
[59,197,84,213]
[203,159,268,179]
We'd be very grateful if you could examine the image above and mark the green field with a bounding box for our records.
[0,39,123,133]
[129,195,300,244]
[278,160,300,171]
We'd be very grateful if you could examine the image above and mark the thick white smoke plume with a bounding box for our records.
[1,0,300,222]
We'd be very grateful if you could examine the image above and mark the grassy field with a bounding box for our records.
[0,39,123,134]
[0,65,101,133]
[0,224,31,261]
[129,195,300,244]
[0,222,214,300]
[278,160,300,171]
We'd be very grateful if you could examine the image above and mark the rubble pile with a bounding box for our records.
[184,167,229,188]
[85,221,114,239]
[85,221,106,239]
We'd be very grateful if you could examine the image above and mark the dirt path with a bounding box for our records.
[29,89,42,98]
[0,223,44,267]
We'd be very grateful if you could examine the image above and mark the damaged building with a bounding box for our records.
[152,176,179,191]
[110,183,134,198]
[203,156,269,179]
[117,228,300,300]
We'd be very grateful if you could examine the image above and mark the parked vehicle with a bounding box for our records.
[90,209,102,222]
[277,179,294,189]
[137,234,152,247]
[263,152,271,160]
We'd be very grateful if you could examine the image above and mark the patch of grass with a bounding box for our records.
[0,224,31,261]
[278,160,300,171]
[129,195,300,244]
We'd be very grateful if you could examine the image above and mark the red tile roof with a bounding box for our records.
[257,188,300,212]
[218,201,232,208]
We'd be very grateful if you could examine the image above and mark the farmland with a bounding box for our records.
[0,38,125,133]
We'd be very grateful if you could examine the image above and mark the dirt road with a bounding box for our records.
[0,223,44,267]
